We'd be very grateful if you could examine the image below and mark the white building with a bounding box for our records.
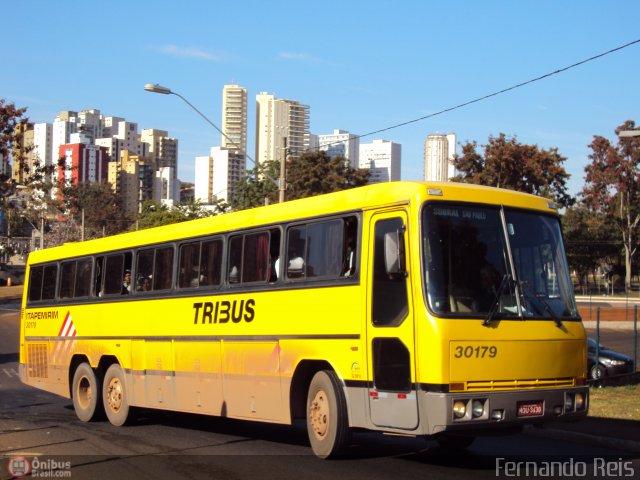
[194,147,244,205]
[52,111,78,164]
[359,139,401,184]
[154,166,180,208]
[222,84,247,154]
[424,133,456,182]
[255,92,310,166]
[33,123,53,167]
[318,129,359,169]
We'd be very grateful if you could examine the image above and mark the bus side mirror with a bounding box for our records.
[384,228,407,277]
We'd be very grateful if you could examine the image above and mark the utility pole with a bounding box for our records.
[279,137,287,203]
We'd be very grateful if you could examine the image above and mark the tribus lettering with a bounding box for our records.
[193,299,255,324]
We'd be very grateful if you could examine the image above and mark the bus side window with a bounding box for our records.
[200,239,222,287]
[59,261,76,299]
[269,228,281,282]
[178,241,200,288]
[228,236,243,284]
[103,254,124,295]
[286,226,306,279]
[28,266,44,302]
[342,216,358,277]
[94,257,104,297]
[41,264,58,301]
[75,259,92,297]
[154,247,174,291]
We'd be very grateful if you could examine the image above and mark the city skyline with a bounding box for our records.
[2,1,639,196]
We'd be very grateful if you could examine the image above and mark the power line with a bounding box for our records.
[326,38,640,146]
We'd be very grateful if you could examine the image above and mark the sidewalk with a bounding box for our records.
[0,285,23,302]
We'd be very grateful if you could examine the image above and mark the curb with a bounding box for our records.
[524,425,640,453]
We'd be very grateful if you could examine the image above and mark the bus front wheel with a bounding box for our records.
[306,370,350,458]
[71,363,102,422]
[103,364,130,426]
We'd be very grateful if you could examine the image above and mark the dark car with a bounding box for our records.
[587,337,635,380]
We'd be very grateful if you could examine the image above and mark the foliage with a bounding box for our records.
[60,181,131,238]
[230,151,370,210]
[581,121,640,291]
[44,218,82,248]
[230,160,280,210]
[285,151,370,200]
[562,203,620,292]
[134,199,215,230]
[452,133,573,207]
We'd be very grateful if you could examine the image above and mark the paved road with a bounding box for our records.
[1,303,639,480]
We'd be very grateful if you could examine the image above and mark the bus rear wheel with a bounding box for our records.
[71,363,102,422]
[306,370,350,459]
[103,364,130,426]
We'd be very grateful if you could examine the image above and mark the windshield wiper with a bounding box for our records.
[483,273,511,327]
[519,281,564,328]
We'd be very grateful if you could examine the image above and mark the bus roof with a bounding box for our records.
[27,181,556,264]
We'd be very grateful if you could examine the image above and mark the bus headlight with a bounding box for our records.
[472,399,485,418]
[564,393,574,412]
[453,400,467,419]
[575,392,586,411]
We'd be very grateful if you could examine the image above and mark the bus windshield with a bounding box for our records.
[422,203,579,321]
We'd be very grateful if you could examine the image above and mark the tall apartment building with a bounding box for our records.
[318,129,359,169]
[424,133,456,182]
[194,146,245,205]
[58,142,109,185]
[255,92,310,166]
[359,139,401,184]
[222,84,247,154]
[108,151,156,216]
[33,123,53,168]
[140,129,179,206]
[11,123,34,183]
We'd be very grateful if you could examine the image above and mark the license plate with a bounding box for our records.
[517,401,543,417]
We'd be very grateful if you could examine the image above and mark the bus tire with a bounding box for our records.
[71,363,102,422]
[103,364,130,426]
[306,370,350,458]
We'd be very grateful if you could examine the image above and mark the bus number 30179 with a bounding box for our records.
[454,345,498,358]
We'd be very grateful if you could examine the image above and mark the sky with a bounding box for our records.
[2,0,639,196]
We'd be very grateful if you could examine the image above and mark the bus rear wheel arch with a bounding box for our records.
[103,364,130,426]
[306,370,351,458]
[71,362,103,422]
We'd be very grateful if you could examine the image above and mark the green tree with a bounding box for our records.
[230,151,370,210]
[60,181,131,238]
[562,203,620,293]
[230,161,280,210]
[581,120,640,292]
[135,201,188,230]
[452,133,573,207]
[286,151,370,200]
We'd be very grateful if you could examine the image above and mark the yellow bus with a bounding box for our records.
[19,181,588,458]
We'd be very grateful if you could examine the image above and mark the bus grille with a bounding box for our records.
[27,344,48,379]
[463,378,575,391]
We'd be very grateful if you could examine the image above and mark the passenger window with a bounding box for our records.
[59,261,76,299]
[154,247,174,290]
[41,264,58,300]
[200,239,222,286]
[228,231,278,285]
[136,247,174,292]
[28,266,44,302]
[178,239,222,288]
[103,253,132,295]
[286,216,358,280]
[178,242,200,288]
[75,259,92,297]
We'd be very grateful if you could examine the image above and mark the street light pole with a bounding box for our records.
[144,84,281,202]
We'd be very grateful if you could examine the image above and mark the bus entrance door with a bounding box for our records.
[366,212,419,430]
